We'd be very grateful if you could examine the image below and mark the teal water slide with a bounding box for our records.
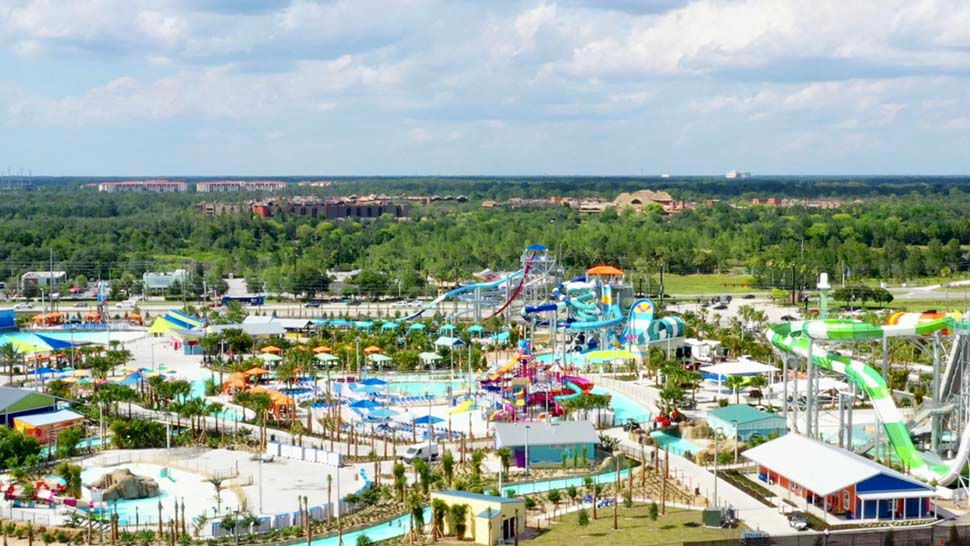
[766,317,970,485]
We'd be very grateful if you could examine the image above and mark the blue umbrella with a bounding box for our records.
[350,399,380,409]
[30,366,58,375]
[360,377,387,386]
[353,384,383,395]
[368,407,399,419]
[413,415,444,425]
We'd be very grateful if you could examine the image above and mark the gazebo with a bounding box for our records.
[419,351,442,369]
[367,353,393,371]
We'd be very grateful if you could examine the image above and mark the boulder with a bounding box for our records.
[89,469,160,502]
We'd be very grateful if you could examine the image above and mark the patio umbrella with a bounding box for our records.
[413,415,444,425]
[258,353,282,363]
[353,384,383,395]
[467,324,484,334]
[368,407,399,419]
[360,378,387,386]
[407,323,426,332]
[260,345,282,354]
[315,353,340,363]
[312,346,333,354]
[350,399,380,409]
[363,345,382,355]
[381,322,400,331]
[245,367,271,376]
[30,367,58,375]
[439,324,456,333]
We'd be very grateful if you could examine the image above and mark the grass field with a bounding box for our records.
[660,274,757,295]
[525,506,741,546]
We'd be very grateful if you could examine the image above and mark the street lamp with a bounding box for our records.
[524,425,531,477]
[713,426,724,507]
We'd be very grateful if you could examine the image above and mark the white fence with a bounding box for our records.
[265,442,343,466]
[83,449,238,480]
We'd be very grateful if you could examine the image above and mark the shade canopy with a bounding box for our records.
[363,345,383,355]
[701,359,776,377]
[381,322,400,331]
[418,352,442,362]
[413,415,444,425]
[260,346,282,354]
[245,367,270,376]
[584,349,636,362]
[367,353,393,363]
[438,324,456,332]
[586,265,624,277]
[434,336,465,348]
[312,346,333,354]
[367,407,399,419]
[350,399,381,409]
[466,324,484,333]
[360,377,387,386]
[407,323,427,331]
[257,353,282,362]
[315,353,340,362]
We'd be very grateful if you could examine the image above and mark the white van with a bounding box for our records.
[402,443,439,463]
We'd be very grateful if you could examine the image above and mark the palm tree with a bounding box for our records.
[0,343,22,384]
[725,375,746,405]
[495,448,512,479]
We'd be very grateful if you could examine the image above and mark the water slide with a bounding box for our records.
[403,268,524,320]
[565,304,624,331]
[766,314,970,484]
[483,261,533,320]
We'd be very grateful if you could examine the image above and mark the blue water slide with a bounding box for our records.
[565,304,624,331]
[404,269,524,320]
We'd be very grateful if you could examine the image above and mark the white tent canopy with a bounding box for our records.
[418,352,442,363]
[701,359,775,377]
[367,354,393,363]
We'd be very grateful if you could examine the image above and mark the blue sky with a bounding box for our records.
[2,0,970,176]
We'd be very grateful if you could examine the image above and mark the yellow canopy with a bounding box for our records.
[449,400,473,414]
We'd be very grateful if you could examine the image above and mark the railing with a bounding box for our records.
[0,507,52,525]
[592,374,659,416]
[84,449,238,481]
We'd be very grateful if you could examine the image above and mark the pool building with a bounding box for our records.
[744,434,937,521]
[706,404,787,442]
[430,490,524,545]
[0,387,60,427]
[493,421,598,468]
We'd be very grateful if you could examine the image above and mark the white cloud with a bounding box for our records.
[406,128,433,143]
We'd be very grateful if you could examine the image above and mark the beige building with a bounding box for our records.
[613,189,674,211]
[196,180,288,192]
[96,180,188,193]
[430,490,525,545]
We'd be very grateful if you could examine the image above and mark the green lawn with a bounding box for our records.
[525,506,741,546]
[660,274,757,295]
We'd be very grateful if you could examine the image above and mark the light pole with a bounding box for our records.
[524,425,531,477]
[713,426,723,507]
[258,454,263,514]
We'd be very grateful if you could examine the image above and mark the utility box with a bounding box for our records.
[702,508,723,528]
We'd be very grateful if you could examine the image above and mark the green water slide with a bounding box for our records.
[766,317,969,485]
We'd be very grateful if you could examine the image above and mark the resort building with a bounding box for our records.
[13,409,85,444]
[706,404,787,442]
[613,189,675,212]
[198,197,409,220]
[493,421,598,468]
[96,180,188,193]
[142,269,188,294]
[196,180,288,193]
[744,434,937,522]
[20,271,67,290]
[0,387,60,427]
[429,490,524,545]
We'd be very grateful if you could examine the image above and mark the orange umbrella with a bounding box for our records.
[587,265,624,277]
[363,345,382,355]
[259,346,282,354]
[313,346,333,354]
[245,367,270,376]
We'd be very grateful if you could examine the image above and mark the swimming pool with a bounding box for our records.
[189,379,243,420]
[385,380,469,397]
[81,463,225,525]
[650,431,703,456]
[591,386,652,424]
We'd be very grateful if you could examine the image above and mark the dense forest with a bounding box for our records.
[0,178,969,298]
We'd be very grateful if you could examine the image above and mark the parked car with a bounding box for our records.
[713,303,728,310]
[115,300,137,310]
[304,301,321,308]
[742,293,756,299]
[12,302,33,310]
[787,511,808,531]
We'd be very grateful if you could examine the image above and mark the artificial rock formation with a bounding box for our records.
[89,469,160,502]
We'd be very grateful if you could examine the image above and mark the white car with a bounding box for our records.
[115,300,136,309]
[12,302,33,310]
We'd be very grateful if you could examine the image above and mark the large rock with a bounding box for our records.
[89,469,160,502]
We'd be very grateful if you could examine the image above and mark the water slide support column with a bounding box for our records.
[882,337,889,382]
[474,287,481,325]
[792,356,799,433]
[806,339,814,439]
[847,382,855,451]
[932,331,942,452]
[782,354,789,425]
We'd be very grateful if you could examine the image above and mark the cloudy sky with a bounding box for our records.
[2,0,970,176]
